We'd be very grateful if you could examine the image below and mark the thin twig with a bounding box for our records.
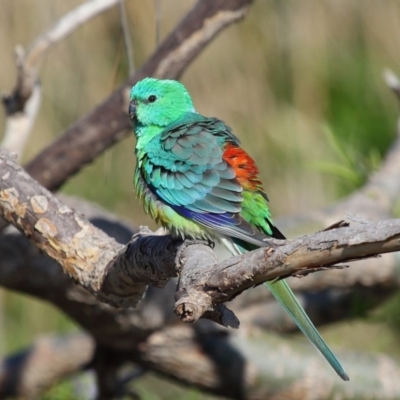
[119,0,135,75]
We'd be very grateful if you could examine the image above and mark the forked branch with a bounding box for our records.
[0,148,398,327]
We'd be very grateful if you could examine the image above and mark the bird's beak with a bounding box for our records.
[129,101,136,120]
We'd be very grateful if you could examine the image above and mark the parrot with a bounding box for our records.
[128,77,349,381]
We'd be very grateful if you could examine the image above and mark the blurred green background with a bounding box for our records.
[1,0,400,398]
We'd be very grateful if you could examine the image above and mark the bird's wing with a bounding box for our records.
[142,117,269,246]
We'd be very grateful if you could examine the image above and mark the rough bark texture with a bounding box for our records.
[2,188,400,398]
[2,147,400,329]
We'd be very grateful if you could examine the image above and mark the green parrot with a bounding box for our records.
[129,77,349,381]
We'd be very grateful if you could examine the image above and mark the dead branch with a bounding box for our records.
[0,180,399,397]
[0,81,41,157]
[1,148,400,328]
[0,334,94,398]
[2,328,400,400]
[2,0,120,112]
[1,0,121,157]
[0,193,393,339]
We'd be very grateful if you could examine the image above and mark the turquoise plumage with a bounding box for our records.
[129,77,349,381]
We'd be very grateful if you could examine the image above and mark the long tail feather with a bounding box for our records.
[225,236,349,380]
[266,279,349,381]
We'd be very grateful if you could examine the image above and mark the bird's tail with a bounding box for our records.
[266,279,349,381]
[224,236,349,381]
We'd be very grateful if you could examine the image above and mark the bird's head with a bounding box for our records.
[129,78,195,129]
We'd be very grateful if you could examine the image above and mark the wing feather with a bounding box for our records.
[142,115,271,244]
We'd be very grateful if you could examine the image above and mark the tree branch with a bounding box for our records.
[1,0,121,158]
[1,148,400,328]
[0,334,94,398]
[3,328,400,400]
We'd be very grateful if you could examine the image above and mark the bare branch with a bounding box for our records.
[1,0,121,159]
[0,149,146,307]
[3,0,120,114]
[3,327,400,400]
[0,80,41,157]
[119,0,135,75]
[0,334,94,398]
[1,148,400,328]
[139,325,400,400]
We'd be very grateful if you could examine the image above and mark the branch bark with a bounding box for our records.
[1,155,400,397]
[1,147,399,328]
[3,328,400,400]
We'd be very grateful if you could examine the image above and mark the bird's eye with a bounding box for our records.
[148,95,157,103]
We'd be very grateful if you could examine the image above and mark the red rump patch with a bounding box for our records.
[222,143,263,190]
